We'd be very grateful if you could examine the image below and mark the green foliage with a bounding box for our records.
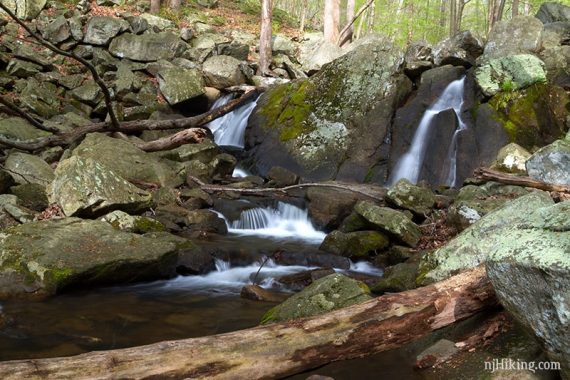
[239,0,296,28]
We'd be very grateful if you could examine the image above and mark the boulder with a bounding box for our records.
[9,183,49,211]
[433,31,484,67]
[96,0,121,5]
[156,67,205,105]
[486,199,570,377]
[0,0,46,19]
[109,32,187,62]
[246,42,410,182]
[0,117,51,141]
[41,15,70,44]
[189,33,231,62]
[386,179,435,216]
[6,59,41,78]
[100,210,165,233]
[70,82,103,106]
[418,191,553,285]
[267,166,299,187]
[404,41,433,79]
[260,273,372,324]
[83,16,129,46]
[536,2,570,24]
[4,152,54,186]
[475,54,547,97]
[490,143,531,174]
[354,201,421,248]
[297,34,343,74]
[72,133,183,187]
[139,13,175,30]
[526,139,570,185]
[371,262,418,294]
[0,218,178,300]
[482,16,544,60]
[49,156,152,217]
[19,78,61,118]
[319,230,389,258]
[202,55,246,89]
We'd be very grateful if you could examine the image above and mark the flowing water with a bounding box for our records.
[207,94,259,148]
[390,77,467,186]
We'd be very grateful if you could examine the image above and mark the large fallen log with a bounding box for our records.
[0,266,496,379]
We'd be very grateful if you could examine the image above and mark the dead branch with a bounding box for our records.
[474,167,570,193]
[0,96,55,133]
[337,0,375,45]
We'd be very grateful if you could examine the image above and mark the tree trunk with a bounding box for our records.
[0,267,496,380]
[524,0,530,15]
[258,0,273,75]
[338,0,355,46]
[324,0,340,43]
[450,0,457,36]
[150,0,160,14]
[512,0,519,17]
[366,0,375,34]
[299,0,308,34]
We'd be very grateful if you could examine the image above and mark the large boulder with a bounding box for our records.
[246,42,411,182]
[319,230,389,258]
[536,2,570,24]
[297,33,343,74]
[486,199,570,378]
[202,55,246,89]
[4,152,54,186]
[49,156,152,217]
[386,179,435,216]
[475,54,547,97]
[490,143,531,174]
[156,67,205,105]
[418,191,553,285]
[109,32,187,62]
[83,16,129,46]
[526,139,570,185]
[41,15,70,44]
[71,133,183,187]
[0,117,51,141]
[260,273,372,324]
[0,218,178,300]
[0,0,46,19]
[433,31,484,67]
[482,16,544,60]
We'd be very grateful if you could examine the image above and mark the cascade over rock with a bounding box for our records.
[246,42,411,182]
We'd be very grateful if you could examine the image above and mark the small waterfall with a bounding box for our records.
[390,77,467,186]
[207,94,259,148]
[232,167,250,178]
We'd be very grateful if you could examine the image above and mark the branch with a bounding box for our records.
[474,167,570,193]
[0,2,120,129]
[337,0,375,45]
[0,96,57,133]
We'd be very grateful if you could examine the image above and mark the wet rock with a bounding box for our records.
[202,55,246,89]
[371,262,418,294]
[526,139,570,185]
[100,210,165,233]
[338,211,368,233]
[267,166,299,187]
[42,15,70,44]
[491,143,531,174]
[83,16,129,46]
[275,251,350,270]
[260,273,371,324]
[386,179,435,217]
[319,230,389,258]
[433,31,483,67]
[109,32,187,62]
[176,245,214,275]
[0,218,178,300]
[4,152,54,186]
[418,192,553,285]
[276,268,336,292]
[49,156,152,217]
[486,199,570,378]
[240,284,288,303]
[354,201,421,248]
[210,153,237,179]
[482,16,544,60]
[10,183,49,212]
[156,67,205,105]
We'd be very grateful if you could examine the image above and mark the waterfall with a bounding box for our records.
[389,77,467,186]
[207,94,259,148]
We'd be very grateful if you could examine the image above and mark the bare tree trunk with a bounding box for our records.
[338,0,374,45]
[512,0,519,17]
[258,0,273,75]
[366,0,375,34]
[450,0,457,36]
[456,0,470,32]
[299,0,308,34]
[524,0,530,15]
[338,0,355,46]
[0,267,496,380]
[324,0,340,43]
[495,0,506,22]
[150,0,160,14]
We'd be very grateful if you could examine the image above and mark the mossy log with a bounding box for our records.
[0,266,496,379]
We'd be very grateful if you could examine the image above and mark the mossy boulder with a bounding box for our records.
[4,152,54,186]
[486,199,570,378]
[10,183,49,212]
[386,179,436,216]
[246,42,411,181]
[418,191,553,285]
[526,139,570,186]
[319,230,390,258]
[100,210,165,233]
[156,67,205,106]
[260,273,372,324]
[83,16,129,46]
[1,0,47,19]
[0,117,51,141]
[354,201,421,248]
[490,143,531,174]
[109,32,187,62]
[371,262,419,294]
[0,218,178,300]
[202,55,246,89]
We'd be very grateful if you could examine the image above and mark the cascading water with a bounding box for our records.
[207,94,259,148]
[389,77,467,186]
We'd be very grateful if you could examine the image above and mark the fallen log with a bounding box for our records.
[474,167,570,193]
[0,266,496,379]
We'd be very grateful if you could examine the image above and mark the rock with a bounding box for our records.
[297,34,344,74]
[156,67,205,105]
[276,268,336,292]
[386,179,435,216]
[371,262,418,294]
[267,166,299,187]
[41,15,70,44]
[240,284,288,303]
[526,139,570,185]
[124,14,148,34]
[6,59,42,78]
[100,210,165,233]
[83,16,129,46]
[260,273,372,324]
[196,0,218,8]
[114,63,139,97]
[404,41,433,78]
[0,218,178,300]
[275,250,350,270]
[354,201,421,248]
[109,32,187,62]
[96,0,121,5]
[202,55,246,89]
[319,230,389,258]
[272,34,297,56]
[486,199,570,377]
[19,78,61,118]
[70,82,103,106]
[0,117,50,141]
[209,153,237,178]
[475,54,547,97]
[181,209,228,234]
[415,339,459,369]
[491,143,531,174]
[0,171,15,194]
[482,16,544,60]
[418,192,553,285]
[2,201,36,224]
[1,0,46,19]
[72,133,183,187]
[49,156,152,217]
[139,13,175,30]
[536,2,570,24]
[189,33,231,62]
[338,212,369,233]
[433,31,484,67]
[176,246,214,275]
[374,245,415,267]
[246,42,410,182]
[157,138,219,163]
[9,183,49,211]
[4,152,54,186]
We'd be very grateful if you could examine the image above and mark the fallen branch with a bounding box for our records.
[474,167,570,193]
[0,96,55,133]
[188,175,387,202]
[0,266,496,379]
[337,0,375,46]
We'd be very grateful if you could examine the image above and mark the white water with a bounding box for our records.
[207,94,258,148]
[232,167,251,178]
[390,77,467,186]
[221,202,327,243]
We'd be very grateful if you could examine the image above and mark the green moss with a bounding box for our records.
[133,218,166,233]
[260,306,277,325]
[46,267,73,289]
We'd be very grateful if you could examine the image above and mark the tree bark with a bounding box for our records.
[337,0,374,45]
[150,0,160,14]
[324,0,340,43]
[258,0,273,75]
[338,0,355,46]
[474,168,570,194]
[512,0,519,17]
[299,0,308,34]
[0,266,496,380]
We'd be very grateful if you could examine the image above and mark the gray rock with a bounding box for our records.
[202,55,246,89]
[68,16,84,41]
[189,33,231,62]
[156,67,205,105]
[267,166,299,187]
[124,15,149,34]
[139,13,175,30]
[483,16,544,60]
[42,15,70,44]
[109,32,187,62]
[96,0,121,5]
[526,139,570,185]
[272,34,297,56]
[536,2,570,24]
[19,78,61,118]
[297,34,343,74]
[49,156,152,217]
[387,179,435,216]
[0,117,51,141]
[0,218,178,300]
[372,262,419,294]
[83,16,129,46]
[491,143,531,174]
[4,152,54,186]
[1,0,47,19]
[100,210,165,233]
[10,183,49,211]
[433,31,483,67]
[6,59,42,78]
[70,82,103,106]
